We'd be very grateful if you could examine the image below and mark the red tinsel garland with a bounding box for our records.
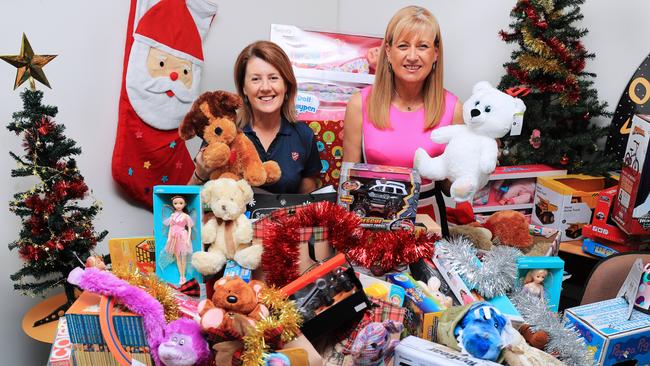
[261,201,439,287]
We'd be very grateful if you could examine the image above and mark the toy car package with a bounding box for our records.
[338,162,421,230]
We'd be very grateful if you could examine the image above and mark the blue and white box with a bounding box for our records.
[565,297,650,366]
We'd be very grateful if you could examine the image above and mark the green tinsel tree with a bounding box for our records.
[498,0,617,175]
[8,89,107,322]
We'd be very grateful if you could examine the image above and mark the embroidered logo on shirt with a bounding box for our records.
[291,152,300,161]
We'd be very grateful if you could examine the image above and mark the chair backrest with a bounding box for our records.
[580,252,650,305]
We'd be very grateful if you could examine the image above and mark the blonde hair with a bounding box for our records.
[524,269,548,284]
[233,41,297,127]
[369,5,444,130]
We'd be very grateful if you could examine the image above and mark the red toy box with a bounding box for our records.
[613,114,650,236]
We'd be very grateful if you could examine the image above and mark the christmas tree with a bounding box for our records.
[497,0,617,175]
[8,89,107,323]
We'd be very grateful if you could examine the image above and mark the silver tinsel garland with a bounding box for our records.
[511,291,595,366]
[436,236,521,298]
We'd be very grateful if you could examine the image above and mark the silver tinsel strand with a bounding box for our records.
[436,236,521,298]
[511,291,595,366]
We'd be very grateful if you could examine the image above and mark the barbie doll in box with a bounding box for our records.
[164,195,194,284]
[522,269,548,300]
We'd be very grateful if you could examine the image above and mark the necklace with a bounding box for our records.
[394,90,423,111]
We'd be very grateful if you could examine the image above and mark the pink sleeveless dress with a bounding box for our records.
[361,86,458,168]
[165,212,193,257]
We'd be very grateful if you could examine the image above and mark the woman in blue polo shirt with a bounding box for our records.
[190,41,322,193]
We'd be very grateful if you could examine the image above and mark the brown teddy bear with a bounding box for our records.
[197,276,272,366]
[179,90,281,186]
[197,276,269,335]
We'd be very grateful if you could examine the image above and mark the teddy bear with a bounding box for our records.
[197,276,271,366]
[414,81,526,202]
[179,90,281,186]
[191,178,262,275]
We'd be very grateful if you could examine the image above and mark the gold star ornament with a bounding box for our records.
[1,33,56,90]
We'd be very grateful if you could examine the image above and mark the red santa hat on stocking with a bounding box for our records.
[112,0,217,207]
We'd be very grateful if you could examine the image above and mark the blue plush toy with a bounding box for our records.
[453,302,515,362]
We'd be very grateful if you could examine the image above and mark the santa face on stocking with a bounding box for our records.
[125,0,206,131]
[126,42,202,130]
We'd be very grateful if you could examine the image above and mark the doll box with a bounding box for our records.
[565,297,650,366]
[393,336,501,366]
[337,162,421,230]
[516,256,564,312]
[153,185,203,285]
[613,114,650,236]
[533,174,618,242]
[47,318,72,366]
[472,164,567,215]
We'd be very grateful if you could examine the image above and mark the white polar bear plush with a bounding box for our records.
[414,81,526,201]
[191,178,262,275]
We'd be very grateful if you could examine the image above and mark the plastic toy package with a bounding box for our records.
[338,162,421,230]
[281,253,371,339]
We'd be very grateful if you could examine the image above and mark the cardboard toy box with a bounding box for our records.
[613,114,650,236]
[394,336,501,366]
[533,174,618,242]
[565,297,650,366]
[338,162,421,230]
[108,236,155,273]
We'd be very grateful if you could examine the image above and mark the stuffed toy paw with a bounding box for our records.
[414,81,526,202]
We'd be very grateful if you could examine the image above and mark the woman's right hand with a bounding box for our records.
[189,147,213,184]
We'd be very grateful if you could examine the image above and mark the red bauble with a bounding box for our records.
[560,154,569,165]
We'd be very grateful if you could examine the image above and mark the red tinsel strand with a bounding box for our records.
[498,30,519,42]
[348,230,437,272]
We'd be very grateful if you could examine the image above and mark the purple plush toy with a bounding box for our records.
[67,267,210,366]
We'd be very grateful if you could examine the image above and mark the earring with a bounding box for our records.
[432,62,437,71]
[388,62,393,73]
[284,94,288,101]
[243,95,249,104]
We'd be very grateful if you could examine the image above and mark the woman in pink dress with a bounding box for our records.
[342,6,464,217]
[165,195,194,284]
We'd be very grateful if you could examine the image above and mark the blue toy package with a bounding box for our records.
[581,238,619,258]
[516,256,564,312]
[153,185,203,285]
[387,272,442,313]
[223,260,252,283]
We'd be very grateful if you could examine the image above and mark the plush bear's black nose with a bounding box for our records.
[471,109,480,118]
[227,295,238,304]
[214,127,223,135]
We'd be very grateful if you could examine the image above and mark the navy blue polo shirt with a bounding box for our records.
[242,118,322,194]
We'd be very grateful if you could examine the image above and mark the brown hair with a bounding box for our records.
[233,40,297,127]
[369,6,444,130]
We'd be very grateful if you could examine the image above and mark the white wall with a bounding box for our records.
[1,1,648,364]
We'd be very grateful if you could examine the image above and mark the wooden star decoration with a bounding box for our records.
[1,33,56,90]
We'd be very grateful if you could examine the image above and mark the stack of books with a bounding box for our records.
[65,291,153,366]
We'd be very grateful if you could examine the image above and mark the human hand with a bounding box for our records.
[193,147,213,181]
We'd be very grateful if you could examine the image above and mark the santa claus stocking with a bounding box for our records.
[112,0,217,207]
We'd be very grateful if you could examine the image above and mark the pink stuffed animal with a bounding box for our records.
[350,320,403,366]
[495,179,536,205]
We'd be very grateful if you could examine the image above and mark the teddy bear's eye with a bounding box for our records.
[172,336,178,342]
[484,106,492,113]
[179,339,185,345]
[474,101,480,106]
[370,342,378,349]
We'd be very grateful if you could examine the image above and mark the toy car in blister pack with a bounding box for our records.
[338,162,420,230]
[281,253,371,339]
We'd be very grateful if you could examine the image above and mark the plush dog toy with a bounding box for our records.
[436,302,516,362]
[484,210,534,249]
[179,90,281,186]
[192,178,262,275]
[67,267,210,366]
[350,320,403,366]
[414,81,526,202]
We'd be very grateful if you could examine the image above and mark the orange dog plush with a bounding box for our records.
[483,210,533,249]
[179,91,281,186]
